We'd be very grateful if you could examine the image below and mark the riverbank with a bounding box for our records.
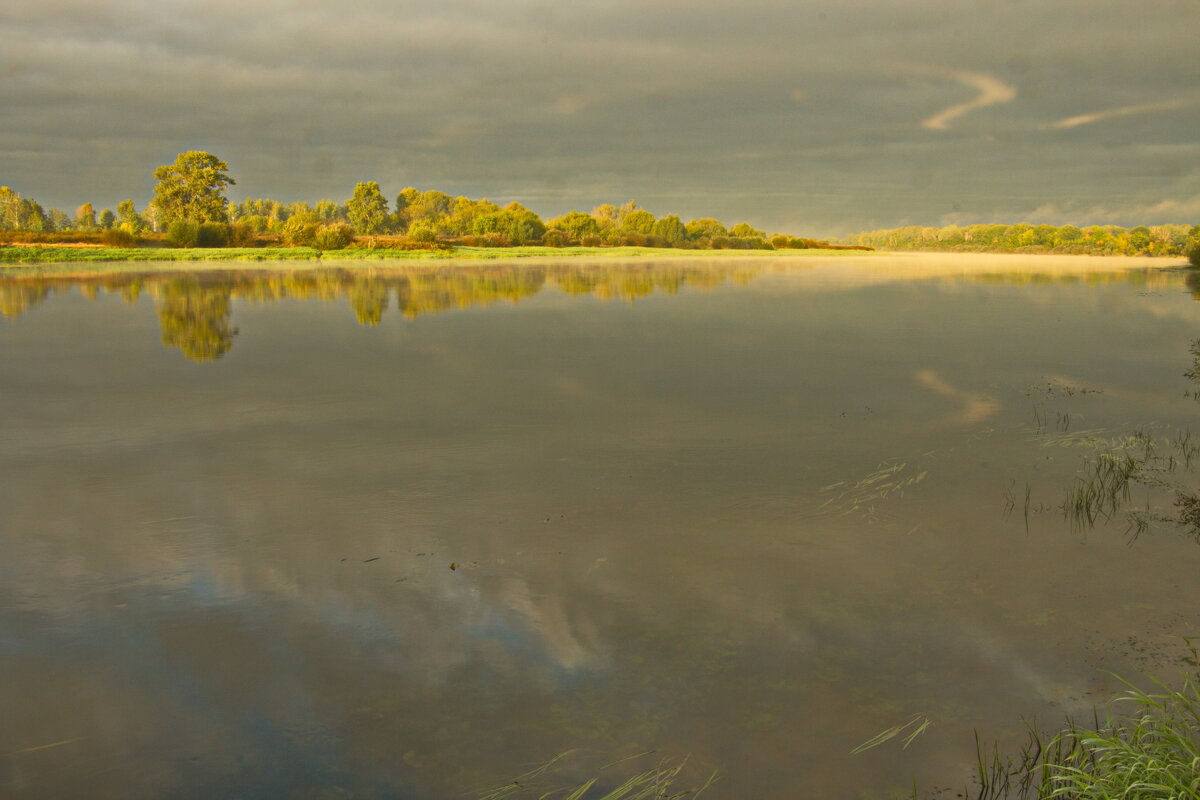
[0,244,874,266]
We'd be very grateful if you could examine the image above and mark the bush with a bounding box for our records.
[231,222,259,247]
[312,223,355,251]
[101,228,136,247]
[195,222,231,248]
[165,220,199,248]
[1187,236,1200,267]
[408,224,438,244]
[281,216,319,247]
[580,235,602,248]
[543,230,568,248]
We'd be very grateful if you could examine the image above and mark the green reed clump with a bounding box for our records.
[1061,450,1140,530]
[950,664,1200,800]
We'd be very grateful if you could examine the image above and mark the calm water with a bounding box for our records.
[1,254,1198,799]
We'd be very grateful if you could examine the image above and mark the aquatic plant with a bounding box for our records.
[952,662,1200,800]
[477,752,715,800]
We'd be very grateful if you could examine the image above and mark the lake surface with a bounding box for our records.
[2,253,1198,799]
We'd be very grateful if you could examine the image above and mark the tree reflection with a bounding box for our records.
[157,278,238,362]
[0,262,775,361]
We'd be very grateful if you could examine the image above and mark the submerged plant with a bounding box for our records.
[477,752,716,800]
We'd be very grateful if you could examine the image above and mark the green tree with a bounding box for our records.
[729,222,765,238]
[652,214,686,246]
[116,199,144,233]
[75,203,97,230]
[1187,233,1200,268]
[98,209,116,229]
[151,151,236,226]
[550,211,599,241]
[47,208,70,231]
[685,218,728,240]
[346,181,389,234]
[621,209,655,234]
[0,187,20,230]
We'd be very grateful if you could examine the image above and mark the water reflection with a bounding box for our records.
[0,256,1186,361]
[1,255,1198,799]
[0,262,768,361]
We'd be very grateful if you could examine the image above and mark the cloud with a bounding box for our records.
[1015,195,1200,226]
[919,69,1017,131]
[1050,100,1192,129]
[914,368,999,425]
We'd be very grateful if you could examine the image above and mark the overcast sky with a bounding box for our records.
[2,0,1198,235]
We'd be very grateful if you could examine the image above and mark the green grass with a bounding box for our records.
[958,665,1200,800]
[0,243,871,266]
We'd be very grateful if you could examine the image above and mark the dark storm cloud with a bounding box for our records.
[2,0,1198,234]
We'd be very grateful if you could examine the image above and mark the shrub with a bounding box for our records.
[195,222,231,248]
[165,220,199,248]
[622,232,647,247]
[543,230,568,247]
[580,235,602,247]
[1187,236,1200,267]
[313,223,355,250]
[408,224,438,244]
[231,222,259,247]
[101,228,136,247]
[282,216,319,247]
[480,232,511,247]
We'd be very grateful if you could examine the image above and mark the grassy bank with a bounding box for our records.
[0,243,872,266]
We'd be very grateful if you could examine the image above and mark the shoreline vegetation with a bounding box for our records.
[0,150,870,265]
[848,222,1200,264]
[0,243,871,266]
[5,150,1197,266]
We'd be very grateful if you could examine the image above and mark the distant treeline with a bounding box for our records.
[0,184,859,252]
[848,223,1200,258]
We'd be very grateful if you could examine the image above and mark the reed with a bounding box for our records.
[942,659,1200,800]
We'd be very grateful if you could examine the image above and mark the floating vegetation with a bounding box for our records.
[1024,379,1104,399]
[477,752,715,800]
[813,461,928,523]
[851,714,933,755]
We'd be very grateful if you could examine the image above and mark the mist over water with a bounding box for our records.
[1,254,1198,799]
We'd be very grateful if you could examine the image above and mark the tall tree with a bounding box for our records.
[116,199,144,233]
[151,151,236,226]
[652,214,686,245]
[346,181,389,234]
[0,187,20,230]
[75,203,97,230]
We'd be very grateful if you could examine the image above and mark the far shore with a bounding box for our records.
[0,244,873,268]
[2,244,1193,274]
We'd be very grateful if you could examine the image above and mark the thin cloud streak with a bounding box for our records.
[920,69,1017,131]
[1051,100,1191,129]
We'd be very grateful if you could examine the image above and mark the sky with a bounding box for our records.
[1,0,1198,236]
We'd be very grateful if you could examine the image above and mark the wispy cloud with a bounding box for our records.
[1050,100,1191,129]
[979,194,1200,226]
[920,69,1017,131]
[914,369,999,425]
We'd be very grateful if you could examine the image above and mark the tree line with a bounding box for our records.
[0,151,859,253]
[848,222,1200,262]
